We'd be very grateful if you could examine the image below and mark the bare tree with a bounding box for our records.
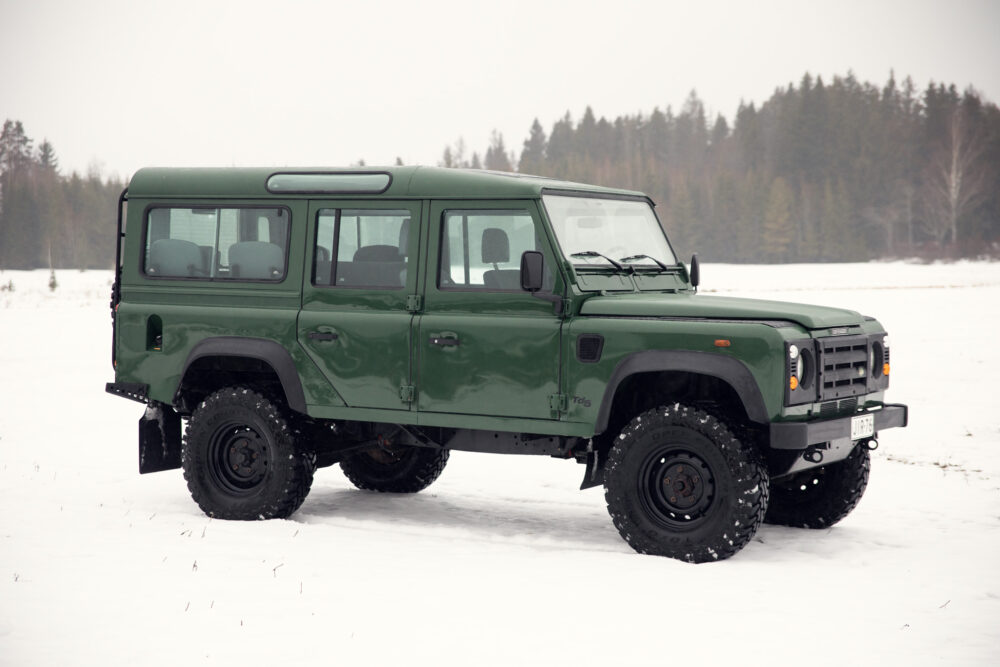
[439,138,469,168]
[863,180,915,255]
[922,108,987,246]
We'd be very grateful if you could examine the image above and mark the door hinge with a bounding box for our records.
[549,393,567,417]
[406,294,422,312]
[400,384,415,403]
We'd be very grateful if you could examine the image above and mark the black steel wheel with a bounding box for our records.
[182,387,315,520]
[604,404,769,563]
[207,423,270,495]
[765,444,870,528]
[340,444,449,493]
[639,449,717,530]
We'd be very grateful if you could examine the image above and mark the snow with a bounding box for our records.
[1,263,999,666]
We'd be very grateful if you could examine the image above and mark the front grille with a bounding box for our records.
[818,335,869,400]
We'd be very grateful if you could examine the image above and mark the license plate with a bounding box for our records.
[851,414,875,440]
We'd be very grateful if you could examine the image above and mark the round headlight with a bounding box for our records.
[883,336,890,349]
[789,344,799,361]
[798,348,813,389]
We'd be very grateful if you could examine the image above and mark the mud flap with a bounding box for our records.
[580,449,607,490]
[139,402,182,473]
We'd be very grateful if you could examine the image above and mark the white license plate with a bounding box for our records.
[851,414,875,440]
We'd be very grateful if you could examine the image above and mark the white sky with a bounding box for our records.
[1,0,998,180]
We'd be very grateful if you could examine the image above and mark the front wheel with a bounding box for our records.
[182,387,315,520]
[604,404,769,563]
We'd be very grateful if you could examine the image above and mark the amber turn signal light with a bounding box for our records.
[714,339,731,347]
[789,376,799,390]
[883,363,890,376]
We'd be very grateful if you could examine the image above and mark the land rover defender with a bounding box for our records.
[106,167,907,562]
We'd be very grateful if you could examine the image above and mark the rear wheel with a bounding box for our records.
[340,444,449,493]
[182,387,315,520]
[604,404,769,563]
[765,444,870,528]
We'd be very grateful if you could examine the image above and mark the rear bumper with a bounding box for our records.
[769,403,908,450]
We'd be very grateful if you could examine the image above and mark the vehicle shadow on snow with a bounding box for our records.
[296,488,882,562]
[296,485,631,553]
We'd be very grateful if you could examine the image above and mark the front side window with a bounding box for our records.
[439,210,544,290]
[542,194,676,267]
[313,209,411,289]
[144,207,289,281]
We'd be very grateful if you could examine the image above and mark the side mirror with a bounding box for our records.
[520,251,544,292]
[690,253,700,291]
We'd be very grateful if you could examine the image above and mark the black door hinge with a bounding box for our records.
[548,393,567,418]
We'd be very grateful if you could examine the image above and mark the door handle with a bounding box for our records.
[308,331,339,341]
[429,335,459,347]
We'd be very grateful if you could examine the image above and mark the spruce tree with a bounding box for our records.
[484,131,513,171]
[519,119,547,175]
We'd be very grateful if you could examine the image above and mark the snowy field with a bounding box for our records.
[1,262,998,666]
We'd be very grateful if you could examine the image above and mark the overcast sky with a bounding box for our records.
[2,0,998,180]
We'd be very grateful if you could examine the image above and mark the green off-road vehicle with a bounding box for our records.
[107,167,907,562]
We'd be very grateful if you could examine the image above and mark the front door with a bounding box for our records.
[299,200,422,411]
[417,200,563,420]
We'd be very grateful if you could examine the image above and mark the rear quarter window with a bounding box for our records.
[143,206,289,281]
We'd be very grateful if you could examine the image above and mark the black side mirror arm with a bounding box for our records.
[690,253,700,292]
[531,291,564,316]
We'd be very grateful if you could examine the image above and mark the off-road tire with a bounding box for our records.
[765,443,870,528]
[341,445,449,493]
[182,387,315,520]
[604,404,769,563]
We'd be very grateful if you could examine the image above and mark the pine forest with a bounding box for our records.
[2,71,998,269]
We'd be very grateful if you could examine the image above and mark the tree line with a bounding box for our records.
[444,71,1000,262]
[0,120,125,270]
[2,70,998,269]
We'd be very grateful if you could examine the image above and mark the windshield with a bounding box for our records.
[542,194,677,267]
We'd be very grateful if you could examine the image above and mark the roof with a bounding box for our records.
[126,166,649,201]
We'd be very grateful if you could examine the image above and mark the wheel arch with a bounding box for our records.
[594,350,769,437]
[174,337,307,414]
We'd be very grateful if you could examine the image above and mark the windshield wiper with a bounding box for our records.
[570,251,625,271]
[619,254,674,272]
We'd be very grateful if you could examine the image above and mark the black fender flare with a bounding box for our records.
[593,349,769,434]
[176,336,307,414]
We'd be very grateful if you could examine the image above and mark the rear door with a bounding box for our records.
[416,200,563,420]
[298,200,422,411]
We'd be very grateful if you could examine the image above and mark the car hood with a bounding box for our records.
[578,293,865,330]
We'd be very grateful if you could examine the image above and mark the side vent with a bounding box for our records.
[577,334,604,363]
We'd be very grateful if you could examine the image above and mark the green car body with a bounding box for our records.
[107,166,907,562]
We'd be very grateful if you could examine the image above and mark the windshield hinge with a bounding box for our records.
[549,393,568,418]
[406,294,422,312]
[400,384,415,403]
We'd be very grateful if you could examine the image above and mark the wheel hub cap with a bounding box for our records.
[210,425,269,494]
[642,449,716,528]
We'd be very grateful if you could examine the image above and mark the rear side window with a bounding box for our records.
[439,210,542,290]
[313,209,411,289]
[144,207,289,281]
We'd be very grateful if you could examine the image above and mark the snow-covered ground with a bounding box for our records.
[1,262,998,666]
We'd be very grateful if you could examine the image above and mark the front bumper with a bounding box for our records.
[106,381,149,404]
[769,403,908,450]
